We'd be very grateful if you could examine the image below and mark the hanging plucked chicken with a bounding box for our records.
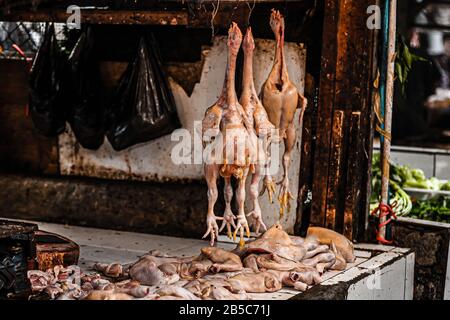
[202,23,257,247]
[240,27,275,235]
[260,10,308,217]
[107,34,181,151]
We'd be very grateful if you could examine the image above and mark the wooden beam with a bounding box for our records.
[344,112,362,240]
[325,110,345,231]
[0,10,188,25]
[310,0,339,227]
[310,0,377,241]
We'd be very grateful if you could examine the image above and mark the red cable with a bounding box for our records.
[370,203,397,245]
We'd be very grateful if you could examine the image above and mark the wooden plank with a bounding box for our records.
[295,86,316,235]
[0,10,188,25]
[325,110,345,231]
[310,0,340,227]
[310,0,377,241]
[343,112,362,240]
[358,1,379,242]
[322,0,353,235]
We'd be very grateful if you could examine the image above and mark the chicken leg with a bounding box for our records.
[240,27,275,234]
[219,177,237,239]
[261,10,307,218]
[202,163,223,246]
[233,166,251,248]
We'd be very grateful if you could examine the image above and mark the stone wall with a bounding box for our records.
[0,174,221,239]
[393,219,450,300]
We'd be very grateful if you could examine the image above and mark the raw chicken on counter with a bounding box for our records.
[27,225,355,300]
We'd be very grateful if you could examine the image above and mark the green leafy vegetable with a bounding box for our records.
[440,181,450,191]
[395,36,428,95]
[371,153,450,223]
[409,197,450,223]
[371,153,412,216]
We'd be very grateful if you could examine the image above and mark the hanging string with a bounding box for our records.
[373,71,392,142]
[230,3,238,25]
[210,0,220,40]
[246,0,256,26]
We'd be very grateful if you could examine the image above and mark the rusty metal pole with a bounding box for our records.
[379,0,397,243]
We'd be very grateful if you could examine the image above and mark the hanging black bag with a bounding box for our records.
[107,34,181,151]
[66,26,105,150]
[29,23,66,136]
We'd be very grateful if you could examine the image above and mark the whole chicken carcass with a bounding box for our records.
[307,227,356,263]
[260,10,308,217]
[202,23,256,247]
[245,223,307,262]
[226,271,282,293]
[240,27,276,235]
[201,247,243,273]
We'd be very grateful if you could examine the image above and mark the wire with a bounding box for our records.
[246,0,256,26]
[210,0,220,40]
[230,3,238,26]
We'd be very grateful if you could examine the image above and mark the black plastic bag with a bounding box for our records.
[29,23,66,136]
[107,35,180,151]
[66,27,105,150]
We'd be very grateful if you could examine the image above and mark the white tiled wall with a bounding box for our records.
[375,146,450,180]
[436,155,450,180]
[390,153,434,177]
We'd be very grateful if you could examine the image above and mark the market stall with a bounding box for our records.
[0,0,433,301]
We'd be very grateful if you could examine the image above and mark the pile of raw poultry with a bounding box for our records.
[27,224,355,300]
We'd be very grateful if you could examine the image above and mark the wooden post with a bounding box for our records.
[309,0,378,241]
[379,0,397,242]
[325,110,345,231]
[310,0,340,228]
[344,112,362,240]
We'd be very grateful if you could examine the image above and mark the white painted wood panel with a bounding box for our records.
[58,37,306,233]
[405,252,415,300]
